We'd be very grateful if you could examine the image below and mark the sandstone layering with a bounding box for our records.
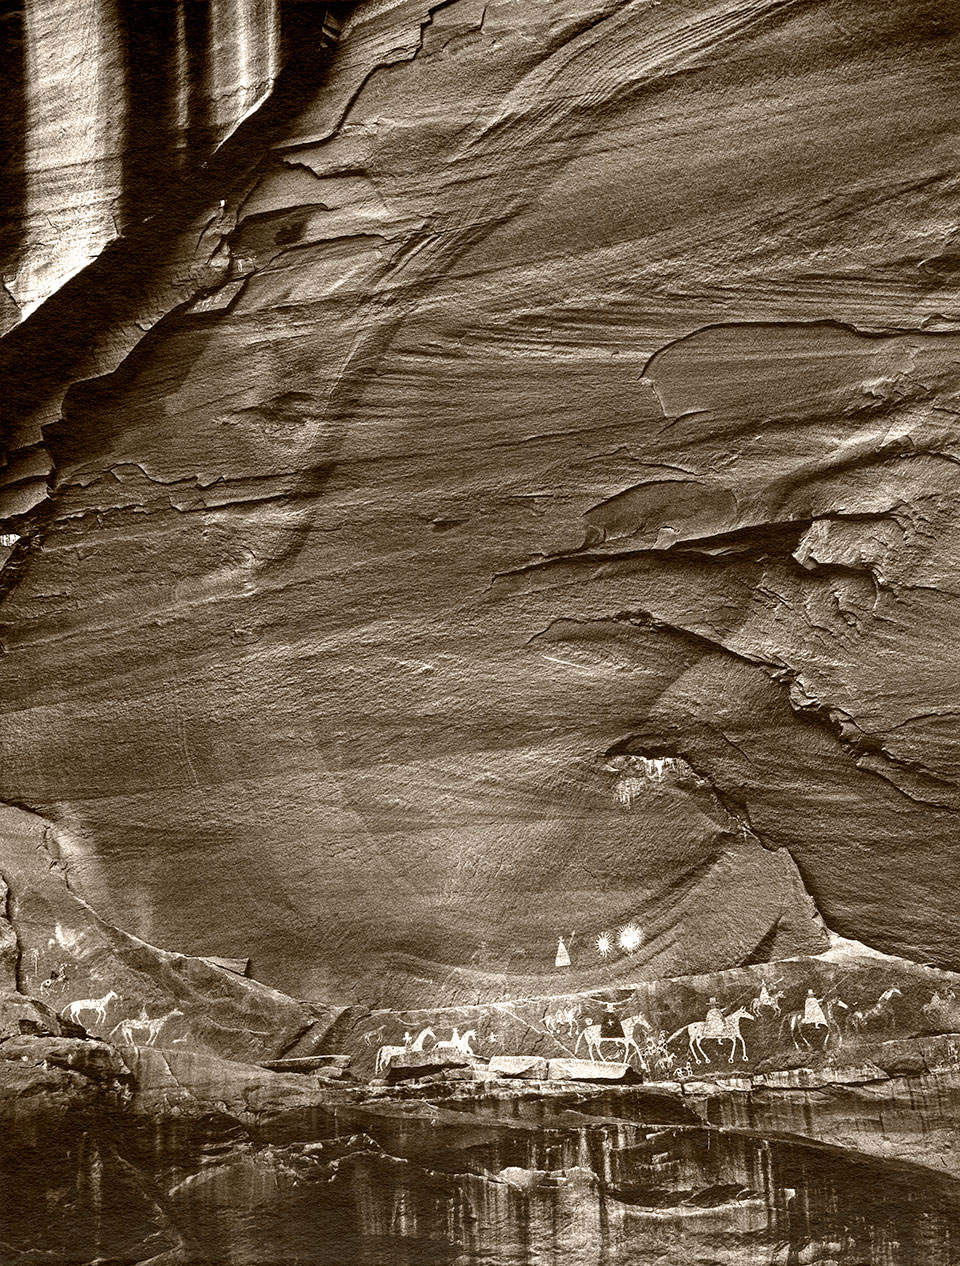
[1,1,960,1262]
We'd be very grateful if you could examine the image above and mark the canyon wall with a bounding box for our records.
[2,0,957,1010]
[1,0,959,1072]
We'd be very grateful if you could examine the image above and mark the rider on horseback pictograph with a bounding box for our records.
[703,997,725,1039]
[599,1001,625,1039]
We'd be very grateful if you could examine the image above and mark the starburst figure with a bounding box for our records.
[618,922,642,953]
[596,932,612,958]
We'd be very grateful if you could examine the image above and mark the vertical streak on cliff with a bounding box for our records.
[183,0,214,153]
[118,0,284,226]
[118,0,179,225]
[209,0,281,144]
[19,0,126,315]
[0,1,25,333]
[172,0,190,147]
[3,0,294,327]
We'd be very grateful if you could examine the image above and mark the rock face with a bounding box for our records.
[335,934,960,1084]
[0,0,959,1006]
[3,1,960,1259]
[2,1023,960,1266]
[0,802,335,1061]
[0,906,956,1263]
[21,0,960,1005]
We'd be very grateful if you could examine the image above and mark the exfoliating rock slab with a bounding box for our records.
[488,1056,549,1079]
[548,1059,634,1082]
[259,1055,351,1073]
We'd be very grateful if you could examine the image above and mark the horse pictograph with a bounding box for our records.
[432,1028,478,1058]
[543,1006,579,1035]
[408,1026,437,1051]
[848,988,902,1035]
[640,1029,672,1074]
[39,964,69,994]
[750,980,784,1015]
[667,1006,756,1064]
[374,1043,407,1075]
[114,1007,184,1047]
[780,995,848,1051]
[62,989,120,1030]
[923,990,960,1026]
[374,1026,436,1075]
[575,1013,651,1064]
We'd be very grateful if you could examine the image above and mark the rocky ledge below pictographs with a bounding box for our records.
[0,910,959,1262]
[2,1025,960,1265]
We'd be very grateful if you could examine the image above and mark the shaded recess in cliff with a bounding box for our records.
[0,0,351,332]
[0,801,342,1060]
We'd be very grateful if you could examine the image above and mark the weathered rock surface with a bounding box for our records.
[0,801,336,1061]
[0,940,953,1261]
[548,1057,635,1081]
[2,0,960,1012]
[3,1,960,1260]
[1,1019,960,1265]
[1,0,343,333]
[488,1055,549,1079]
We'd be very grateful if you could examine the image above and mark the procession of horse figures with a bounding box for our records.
[375,980,910,1078]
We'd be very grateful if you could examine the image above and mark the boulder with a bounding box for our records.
[0,990,62,1039]
[384,1050,470,1080]
[118,1045,333,1123]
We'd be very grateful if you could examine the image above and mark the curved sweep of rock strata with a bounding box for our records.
[2,2,960,1012]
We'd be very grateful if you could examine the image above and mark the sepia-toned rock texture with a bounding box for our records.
[4,0,959,1010]
[2,1,960,1257]
[5,946,960,1264]
[0,0,343,332]
[0,802,338,1061]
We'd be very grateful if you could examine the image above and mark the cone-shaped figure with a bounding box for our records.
[703,997,725,1038]
[555,937,571,968]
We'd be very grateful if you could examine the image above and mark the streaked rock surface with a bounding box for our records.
[2,0,293,330]
[2,2,960,1259]
[1,0,957,1004]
